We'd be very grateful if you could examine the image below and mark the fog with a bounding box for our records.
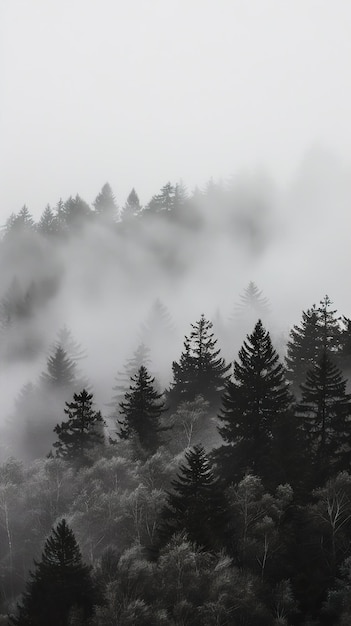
[1,1,351,461]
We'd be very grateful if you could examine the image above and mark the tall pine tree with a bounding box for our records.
[169,314,231,409]
[11,519,96,626]
[118,366,166,455]
[53,389,105,463]
[216,320,292,486]
[160,444,229,551]
[296,352,351,484]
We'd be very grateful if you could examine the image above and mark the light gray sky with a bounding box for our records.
[1,0,351,218]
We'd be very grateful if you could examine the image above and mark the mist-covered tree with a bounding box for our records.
[296,352,351,484]
[63,194,92,229]
[54,325,87,362]
[232,281,270,320]
[216,320,292,486]
[140,298,177,387]
[145,182,175,215]
[0,279,30,327]
[109,343,151,415]
[53,389,105,463]
[4,206,35,237]
[118,366,166,455]
[10,519,95,626]
[169,314,231,409]
[36,205,60,237]
[120,188,142,221]
[93,182,118,221]
[40,346,77,390]
[160,444,229,551]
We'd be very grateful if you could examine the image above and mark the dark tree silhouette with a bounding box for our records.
[53,389,105,463]
[216,320,292,486]
[296,352,351,484]
[169,314,231,409]
[109,342,151,415]
[160,444,229,550]
[10,519,96,626]
[118,365,166,455]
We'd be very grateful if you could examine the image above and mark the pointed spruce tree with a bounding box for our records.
[93,182,118,221]
[53,389,105,463]
[11,519,95,626]
[160,444,229,551]
[286,297,342,394]
[285,305,321,393]
[296,351,351,484]
[40,346,77,390]
[118,365,166,455]
[121,188,142,220]
[109,342,151,416]
[216,320,292,486]
[232,281,270,320]
[169,314,231,409]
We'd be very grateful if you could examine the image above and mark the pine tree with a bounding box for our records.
[37,205,59,237]
[169,314,231,409]
[160,445,229,550]
[296,352,351,483]
[11,519,95,626]
[64,194,92,229]
[109,343,151,415]
[338,316,351,372]
[118,366,166,455]
[216,320,292,485]
[232,281,270,319]
[54,325,87,362]
[286,297,342,394]
[146,182,175,215]
[140,298,177,387]
[53,389,105,463]
[121,188,142,220]
[285,305,321,392]
[93,182,118,221]
[40,346,77,390]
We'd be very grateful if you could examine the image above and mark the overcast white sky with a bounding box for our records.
[1,0,351,219]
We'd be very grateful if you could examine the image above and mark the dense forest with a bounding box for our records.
[1,178,351,625]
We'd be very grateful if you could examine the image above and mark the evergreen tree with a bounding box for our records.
[146,182,175,215]
[109,342,151,415]
[232,281,270,320]
[63,194,92,229]
[11,519,95,626]
[93,182,118,221]
[160,444,229,550]
[318,295,341,352]
[169,314,231,409]
[216,320,292,485]
[121,188,142,220]
[118,365,166,455]
[40,346,77,390]
[296,352,351,483]
[53,389,105,463]
[54,325,87,362]
[285,305,321,392]
[37,205,59,237]
[286,297,342,394]
[140,298,177,387]
[338,315,351,372]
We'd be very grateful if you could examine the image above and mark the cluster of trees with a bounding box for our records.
[1,287,351,624]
